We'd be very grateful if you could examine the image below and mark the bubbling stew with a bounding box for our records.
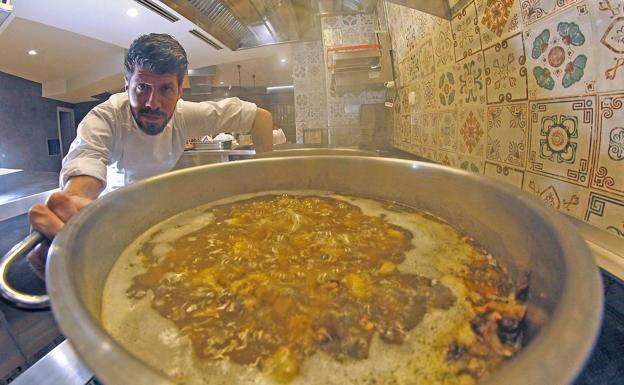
[102,192,526,385]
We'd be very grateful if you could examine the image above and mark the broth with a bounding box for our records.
[102,192,525,385]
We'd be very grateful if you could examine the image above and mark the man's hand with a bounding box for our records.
[26,175,102,279]
[250,108,273,153]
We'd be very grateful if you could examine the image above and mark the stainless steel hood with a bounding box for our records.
[160,0,323,50]
[158,0,458,50]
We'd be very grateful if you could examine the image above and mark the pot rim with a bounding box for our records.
[47,156,603,385]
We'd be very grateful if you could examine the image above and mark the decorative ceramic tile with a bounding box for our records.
[592,93,624,196]
[303,129,323,145]
[402,45,420,85]
[486,102,529,167]
[438,110,459,151]
[525,4,596,99]
[476,0,523,48]
[452,1,483,62]
[433,19,456,68]
[527,96,596,187]
[458,53,487,106]
[421,74,437,111]
[484,161,525,188]
[585,192,624,238]
[399,114,411,143]
[459,155,486,173]
[293,41,327,142]
[520,0,581,26]
[436,151,460,167]
[483,32,529,104]
[422,147,438,161]
[420,113,438,147]
[410,113,422,145]
[590,0,624,92]
[436,65,460,109]
[322,14,377,46]
[458,106,487,156]
[419,38,436,78]
[523,171,590,219]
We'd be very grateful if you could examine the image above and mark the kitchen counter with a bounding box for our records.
[0,170,59,221]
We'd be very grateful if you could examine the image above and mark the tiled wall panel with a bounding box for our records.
[385,0,624,238]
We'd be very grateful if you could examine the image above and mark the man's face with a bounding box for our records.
[126,68,184,135]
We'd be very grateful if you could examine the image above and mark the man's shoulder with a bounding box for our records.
[98,92,129,110]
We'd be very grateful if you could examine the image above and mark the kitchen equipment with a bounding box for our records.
[3,157,604,385]
[189,140,232,150]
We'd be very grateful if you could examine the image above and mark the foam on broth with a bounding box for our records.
[102,191,521,385]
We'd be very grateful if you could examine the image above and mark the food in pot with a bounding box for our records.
[102,192,526,385]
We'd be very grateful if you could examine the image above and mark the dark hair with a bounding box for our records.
[124,33,188,84]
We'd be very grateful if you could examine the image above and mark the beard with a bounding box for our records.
[133,107,171,136]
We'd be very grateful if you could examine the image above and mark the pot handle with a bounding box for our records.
[0,231,50,309]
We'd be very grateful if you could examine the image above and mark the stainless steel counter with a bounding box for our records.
[174,149,256,169]
[0,171,59,221]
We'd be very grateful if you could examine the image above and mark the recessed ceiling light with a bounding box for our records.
[28,50,37,56]
[280,59,287,63]
[126,8,138,17]
[220,81,224,85]
[188,69,194,74]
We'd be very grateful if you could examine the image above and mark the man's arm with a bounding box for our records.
[250,107,273,153]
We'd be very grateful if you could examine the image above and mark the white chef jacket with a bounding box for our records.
[60,93,257,188]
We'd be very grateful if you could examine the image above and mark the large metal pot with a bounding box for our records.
[47,156,602,385]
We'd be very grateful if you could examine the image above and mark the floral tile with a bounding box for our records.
[399,114,411,143]
[436,64,461,109]
[484,161,525,188]
[585,191,624,239]
[476,0,523,48]
[433,19,456,68]
[524,4,597,99]
[409,143,424,156]
[590,0,624,92]
[592,93,624,197]
[422,147,438,161]
[303,129,323,145]
[520,0,581,26]
[483,32,529,104]
[486,102,529,167]
[420,113,439,147]
[523,171,590,219]
[421,73,437,111]
[438,109,459,151]
[419,37,436,78]
[458,53,487,106]
[436,151,460,167]
[458,106,487,156]
[402,45,420,85]
[452,1,483,62]
[410,113,422,145]
[458,155,486,174]
[527,96,596,187]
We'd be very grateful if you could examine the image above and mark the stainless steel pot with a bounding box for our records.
[46,156,602,385]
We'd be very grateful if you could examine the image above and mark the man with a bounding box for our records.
[27,33,273,277]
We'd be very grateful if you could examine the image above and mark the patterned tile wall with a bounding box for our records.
[292,41,328,143]
[321,14,387,144]
[386,0,624,239]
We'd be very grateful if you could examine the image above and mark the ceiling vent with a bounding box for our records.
[189,29,223,50]
[159,0,320,50]
[133,0,180,22]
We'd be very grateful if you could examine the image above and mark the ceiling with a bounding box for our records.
[0,0,296,103]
